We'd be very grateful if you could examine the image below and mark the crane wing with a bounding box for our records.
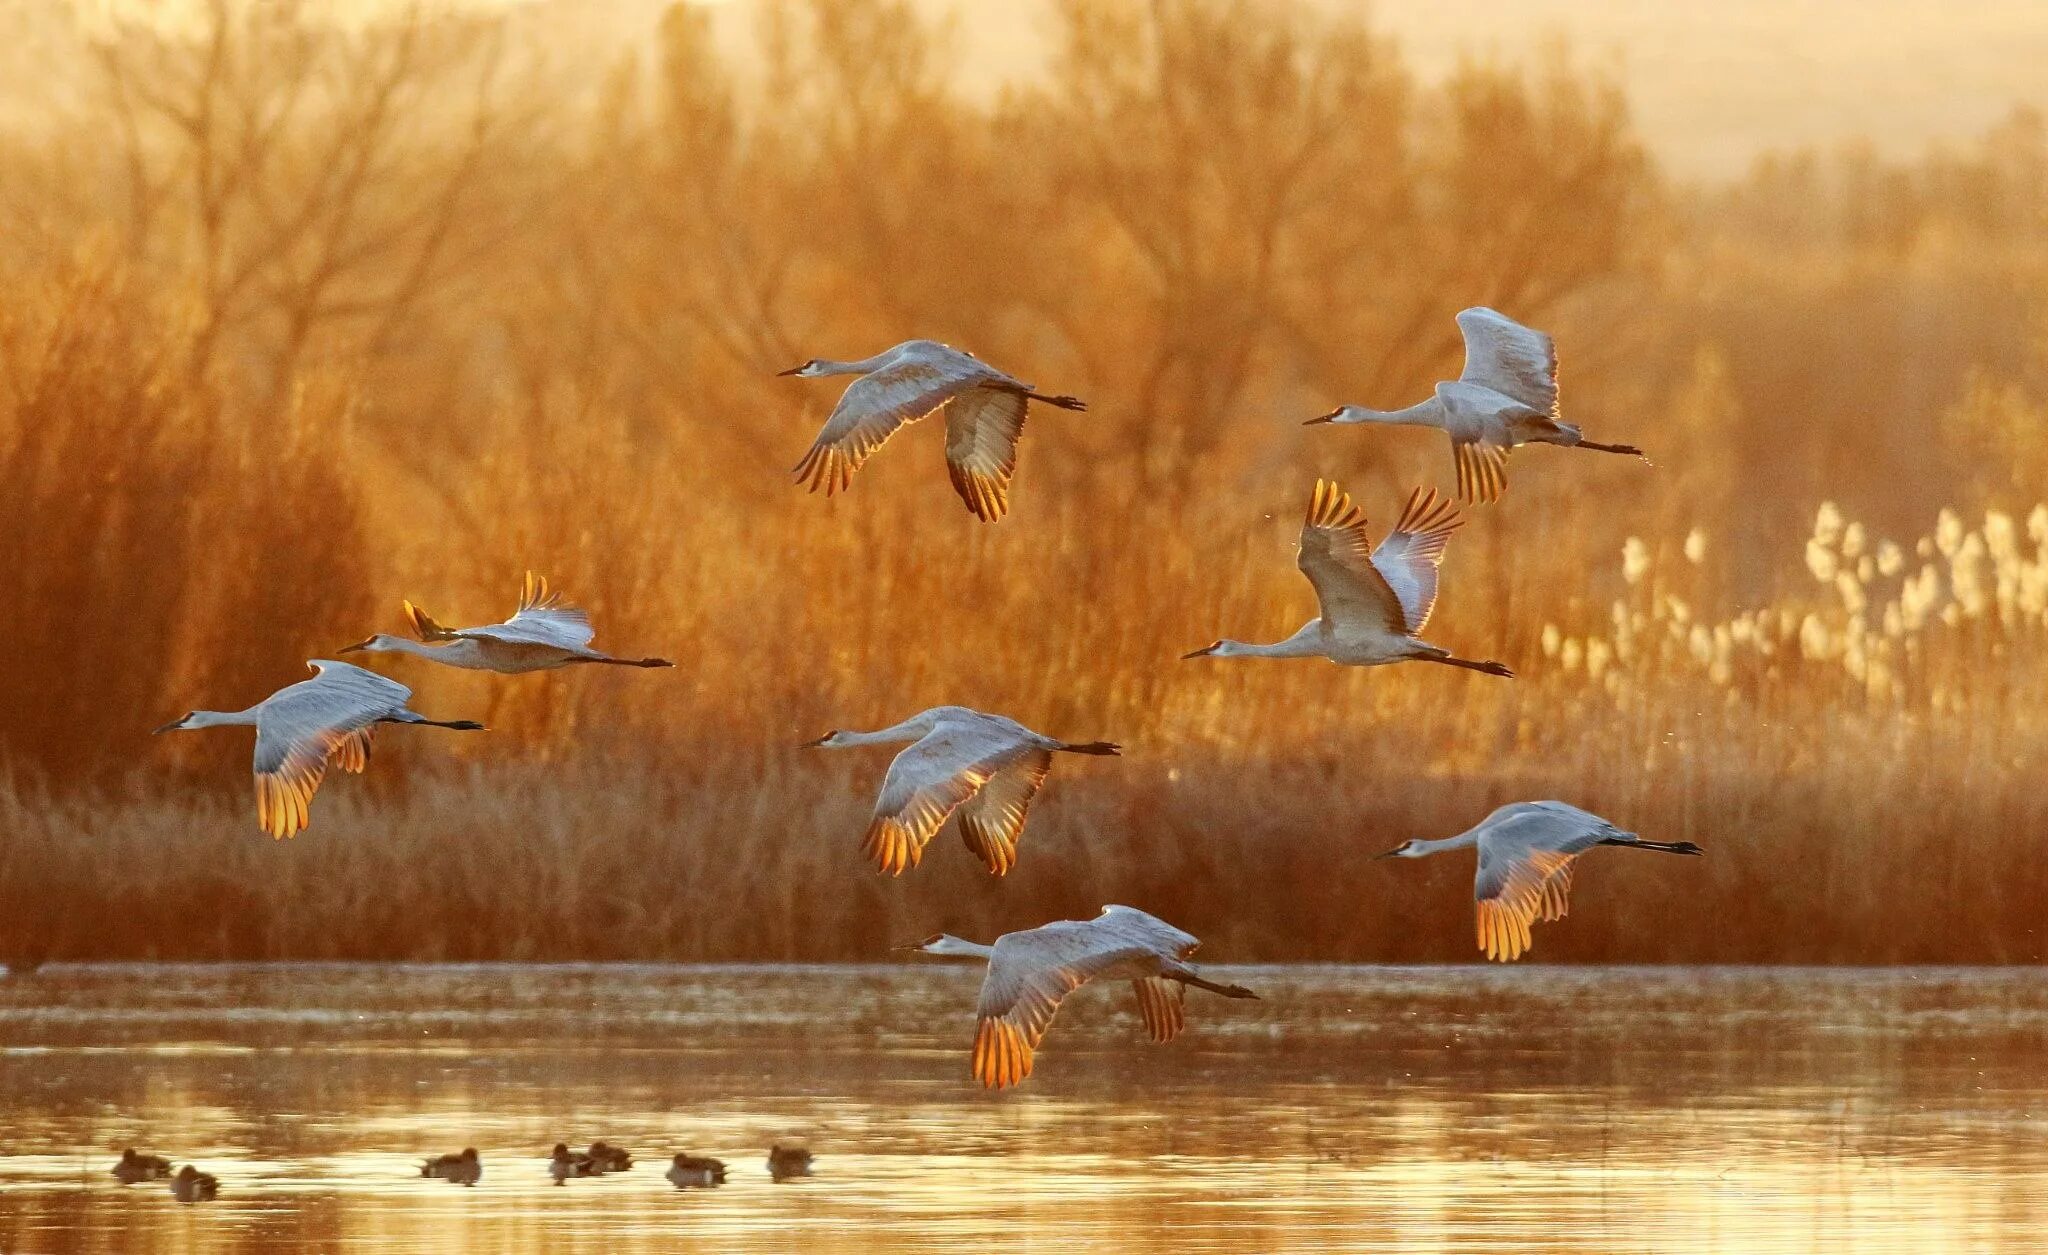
[943,387,1028,522]
[793,357,977,496]
[862,724,1030,876]
[971,916,1160,1089]
[456,572,595,650]
[1471,803,1619,961]
[1296,479,1407,637]
[250,661,409,839]
[1130,978,1187,1043]
[1456,307,1558,415]
[1367,488,1463,634]
[956,748,1052,876]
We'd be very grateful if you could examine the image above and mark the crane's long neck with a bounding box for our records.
[812,351,896,376]
[834,713,939,747]
[1410,831,1481,857]
[186,708,261,729]
[1341,399,1446,429]
[923,936,995,960]
[1221,622,1326,659]
[383,636,448,660]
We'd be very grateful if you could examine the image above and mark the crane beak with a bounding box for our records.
[775,364,806,377]
[1372,845,1405,859]
[1302,409,1340,426]
[150,720,181,735]
[337,638,374,654]
[1180,642,1219,659]
[797,733,831,748]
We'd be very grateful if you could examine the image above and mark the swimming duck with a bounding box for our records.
[665,1154,727,1188]
[112,1149,173,1184]
[422,1147,481,1186]
[767,1145,814,1182]
[170,1165,219,1203]
[587,1141,632,1173]
[549,1143,597,1184]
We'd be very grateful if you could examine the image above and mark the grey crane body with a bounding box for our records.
[341,572,671,673]
[154,660,484,839]
[803,705,1119,877]
[1185,480,1511,676]
[907,905,1258,1089]
[1379,800,1703,961]
[1306,308,1645,503]
[782,338,1086,522]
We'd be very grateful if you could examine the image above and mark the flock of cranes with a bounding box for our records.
[152,306,1702,1087]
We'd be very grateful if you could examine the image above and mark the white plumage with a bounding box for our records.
[1184,479,1512,675]
[907,905,1259,1089]
[1378,800,1704,961]
[341,572,671,673]
[153,660,484,839]
[781,339,1086,522]
[804,705,1118,876]
[1306,307,1645,503]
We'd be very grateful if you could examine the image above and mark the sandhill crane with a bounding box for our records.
[1304,307,1645,503]
[420,1148,481,1186]
[767,1146,814,1182]
[781,339,1086,522]
[154,660,484,839]
[341,573,671,672]
[112,1150,172,1184]
[1183,480,1512,676]
[1377,800,1704,961]
[905,905,1258,1090]
[802,706,1119,876]
[170,1165,219,1203]
[666,1153,727,1188]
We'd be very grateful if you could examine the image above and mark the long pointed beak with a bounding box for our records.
[1302,409,1340,426]
[891,941,923,952]
[775,365,805,377]
[1372,846,1404,860]
[151,721,180,735]
[798,734,830,748]
[337,638,373,654]
[1180,645,1216,660]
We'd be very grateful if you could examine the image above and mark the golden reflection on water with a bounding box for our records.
[0,965,2042,1252]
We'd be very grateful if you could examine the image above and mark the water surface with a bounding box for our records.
[0,964,2042,1252]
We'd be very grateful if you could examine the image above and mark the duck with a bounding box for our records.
[421,1147,481,1186]
[587,1141,632,1173]
[549,1142,597,1184]
[112,1148,173,1184]
[767,1145,814,1182]
[170,1165,219,1203]
[665,1153,728,1189]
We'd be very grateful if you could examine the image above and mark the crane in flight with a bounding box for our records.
[1184,480,1512,676]
[1378,800,1703,961]
[905,905,1259,1089]
[803,706,1118,876]
[341,573,671,672]
[154,660,483,838]
[1305,307,1645,503]
[780,339,1086,522]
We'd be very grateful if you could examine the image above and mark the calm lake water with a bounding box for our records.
[0,964,2042,1252]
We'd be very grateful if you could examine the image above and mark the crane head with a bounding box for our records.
[1374,840,1423,859]
[798,730,845,748]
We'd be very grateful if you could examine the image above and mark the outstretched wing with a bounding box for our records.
[1130,977,1187,1043]
[793,355,981,496]
[1471,803,1620,961]
[1296,479,1407,637]
[943,387,1028,522]
[956,749,1052,876]
[972,917,1159,1089]
[458,572,595,650]
[250,661,409,839]
[1367,488,1463,634]
[1456,307,1558,416]
[862,724,1032,876]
